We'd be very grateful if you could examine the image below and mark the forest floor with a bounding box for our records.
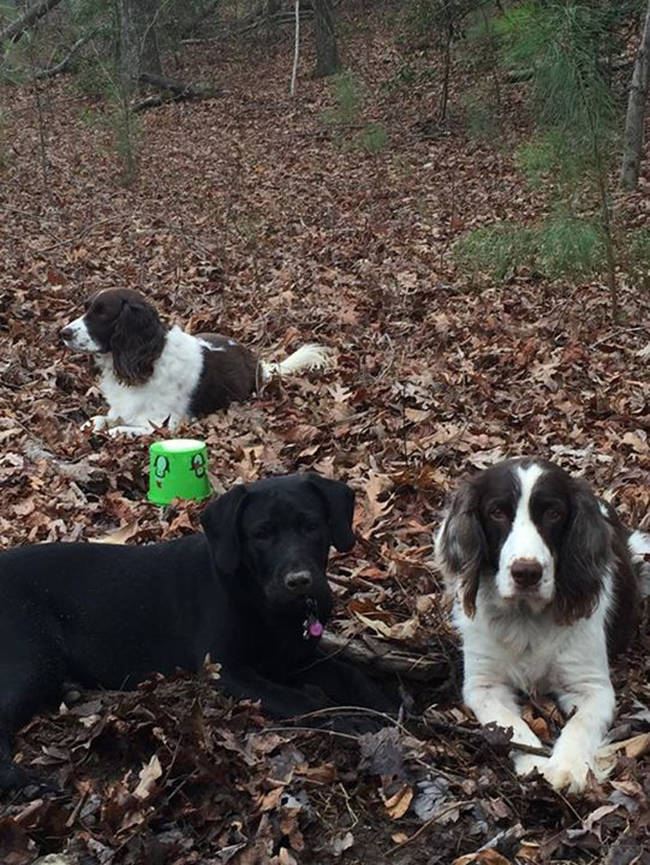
[0,3,649,863]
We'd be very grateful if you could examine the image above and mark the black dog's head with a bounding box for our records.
[60,289,166,385]
[200,473,355,633]
[435,457,612,622]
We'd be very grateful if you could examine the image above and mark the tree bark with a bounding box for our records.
[313,0,340,78]
[0,0,63,49]
[116,0,162,92]
[620,0,650,190]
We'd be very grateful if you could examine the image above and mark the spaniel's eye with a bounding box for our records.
[301,517,319,534]
[546,507,563,524]
[94,303,105,315]
[488,506,509,522]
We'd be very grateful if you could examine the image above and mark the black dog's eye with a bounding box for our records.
[94,302,105,316]
[252,524,273,542]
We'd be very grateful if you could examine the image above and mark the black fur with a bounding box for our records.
[0,473,395,796]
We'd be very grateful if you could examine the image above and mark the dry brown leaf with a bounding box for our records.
[597,732,650,759]
[259,786,285,813]
[89,520,141,545]
[452,850,512,865]
[383,784,413,820]
[295,763,337,784]
[522,706,551,742]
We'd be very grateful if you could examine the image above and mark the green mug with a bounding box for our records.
[148,439,212,505]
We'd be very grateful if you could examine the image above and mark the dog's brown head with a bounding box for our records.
[61,289,166,385]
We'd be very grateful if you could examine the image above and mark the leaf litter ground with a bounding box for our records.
[0,6,649,864]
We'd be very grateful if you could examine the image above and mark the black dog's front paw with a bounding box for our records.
[0,763,61,799]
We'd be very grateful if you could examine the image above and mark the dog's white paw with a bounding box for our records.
[542,756,591,793]
[107,424,152,438]
[83,415,109,432]
[514,751,549,779]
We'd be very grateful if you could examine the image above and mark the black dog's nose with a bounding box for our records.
[284,570,313,594]
[511,559,543,588]
[60,326,73,343]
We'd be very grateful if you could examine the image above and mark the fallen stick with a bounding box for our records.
[319,631,449,682]
[24,438,105,485]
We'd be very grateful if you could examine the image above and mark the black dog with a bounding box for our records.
[0,473,394,794]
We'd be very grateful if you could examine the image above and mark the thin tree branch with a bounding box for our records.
[0,0,63,49]
[33,34,91,80]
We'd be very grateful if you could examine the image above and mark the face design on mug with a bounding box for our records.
[191,453,206,478]
[153,455,170,488]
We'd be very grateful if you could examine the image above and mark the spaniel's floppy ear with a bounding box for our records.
[553,481,610,624]
[305,473,356,552]
[200,484,248,576]
[111,296,166,385]
[435,481,486,617]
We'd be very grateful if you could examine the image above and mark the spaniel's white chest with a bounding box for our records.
[456,590,610,698]
[97,327,205,427]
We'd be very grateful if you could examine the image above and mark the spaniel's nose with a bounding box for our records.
[60,325,74,344]
[511,559,543,588]
[284,570,313,594]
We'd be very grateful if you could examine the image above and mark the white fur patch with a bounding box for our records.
[96,325,204,434]
[261,344,333,382]
[456,566,615,792]
[197,338,226,353]
[62,316,102,353]
[628,529,650,558]
[495,463,555,606]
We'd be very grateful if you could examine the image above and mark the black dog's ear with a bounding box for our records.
[435,481,486,617]
[553,482,610,625]
[111,297,166,385]
[306,474,356,552]
[200,484,248,575]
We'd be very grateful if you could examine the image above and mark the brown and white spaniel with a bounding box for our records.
[435,457,649,793]
[61,289,332,436]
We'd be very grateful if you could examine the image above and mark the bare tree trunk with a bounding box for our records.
[313,0,340,78]
[439,20,452,121]
[290,0,299,96]
[116,0,162,92]
[621,0,650,190]
[0,0,62,49]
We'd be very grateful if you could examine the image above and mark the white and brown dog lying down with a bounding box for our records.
[0,473,396,797]
[435,457,650,794]
[60,289,332,436]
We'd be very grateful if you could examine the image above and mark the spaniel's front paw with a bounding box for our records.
[107,424,152,438]
[542,756,591,793]
[514,751,548,779]
[83,415,109,432]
